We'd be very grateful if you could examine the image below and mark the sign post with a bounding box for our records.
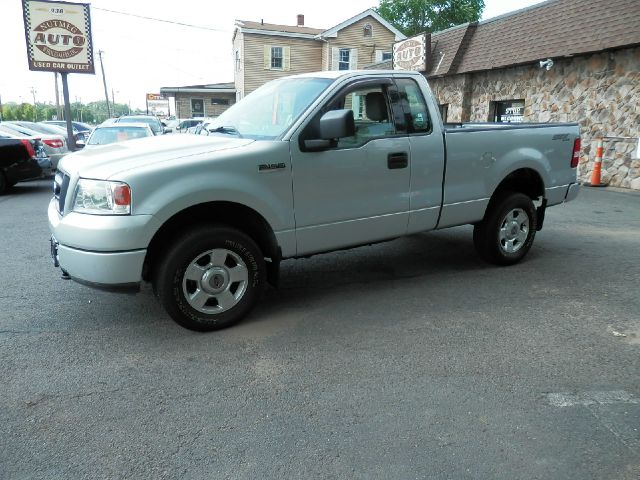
[22,0,95,149]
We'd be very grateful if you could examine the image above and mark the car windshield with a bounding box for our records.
[88,126,151,145]
[209,77,333,140]
[117,116,161,134]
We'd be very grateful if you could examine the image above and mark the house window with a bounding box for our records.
[191,99,204,118]
[339,48,350,70]
[382,52,392,61]
[235,50,240,71]
[491,100,525,123]
[363,23,372,37]
[271,46,283,69]
[211,98,230,105]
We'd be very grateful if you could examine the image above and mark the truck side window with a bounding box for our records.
[336,85,396,149]
[395,78,432,134]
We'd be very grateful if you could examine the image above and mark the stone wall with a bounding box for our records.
[428,46,640,189]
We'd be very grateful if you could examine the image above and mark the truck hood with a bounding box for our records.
[59,134,255,179]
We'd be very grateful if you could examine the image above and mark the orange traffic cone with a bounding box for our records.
[587,138,606,187]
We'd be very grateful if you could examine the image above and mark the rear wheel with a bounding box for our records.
[0,172,6,195]
[473,191,537,265]
[154,225,266,331]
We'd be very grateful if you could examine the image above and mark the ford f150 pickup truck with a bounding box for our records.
[49,70,580,331]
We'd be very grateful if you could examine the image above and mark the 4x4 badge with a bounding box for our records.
[258,163,286,171]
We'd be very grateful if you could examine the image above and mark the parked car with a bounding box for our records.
[43,120,93,142]
[36,121,90,144]
[175,118,203,133]
[81,123,154,149]
[161,118,180,133]
[49,70,581,331]
[0,122,68,170]
[114,115,164,135]
[0,132,48,194]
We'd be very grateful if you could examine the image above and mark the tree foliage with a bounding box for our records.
[1,101,141,124]
[377,0,485,36]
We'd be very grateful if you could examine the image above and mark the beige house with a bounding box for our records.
[160,82,236,119]
[232,9,406,100]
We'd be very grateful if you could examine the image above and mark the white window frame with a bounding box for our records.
[339,48,350,71]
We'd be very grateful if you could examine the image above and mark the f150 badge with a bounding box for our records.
[258,163,286,171]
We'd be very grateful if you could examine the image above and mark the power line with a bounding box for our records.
[92,7,231,32]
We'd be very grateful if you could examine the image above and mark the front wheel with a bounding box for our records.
[154,225,266,331]
[473,191,537,265]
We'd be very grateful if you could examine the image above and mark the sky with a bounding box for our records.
[1,0,547,110]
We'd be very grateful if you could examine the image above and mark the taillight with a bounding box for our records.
[20,139,36,158]
[571,138,581,168]
[44,139,64,148]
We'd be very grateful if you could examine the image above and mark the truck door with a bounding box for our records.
[290,79,411,256]
[393,77,445,233]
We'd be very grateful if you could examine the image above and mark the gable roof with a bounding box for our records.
[235,20,324,39]
[428,0,640,77]
[318,8,406,41]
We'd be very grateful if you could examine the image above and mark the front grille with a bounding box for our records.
[53,172,70,214]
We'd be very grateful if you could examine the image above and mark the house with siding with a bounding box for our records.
[161,9,404,119]
[232,9,406,100]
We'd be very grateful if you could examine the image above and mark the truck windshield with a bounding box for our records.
[209,77,333,140]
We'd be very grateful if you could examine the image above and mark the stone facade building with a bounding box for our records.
[375,0,640,189]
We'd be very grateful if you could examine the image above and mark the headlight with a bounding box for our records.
[73,179,131,215]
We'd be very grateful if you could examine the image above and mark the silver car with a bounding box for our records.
[82,123,154,149]
[0,122,68,170]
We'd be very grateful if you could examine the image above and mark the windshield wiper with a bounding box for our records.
[209,125,242,138]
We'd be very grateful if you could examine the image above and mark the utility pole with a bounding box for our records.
[111,88,116,115]
[30,87,37,121]
[98,50,111,118]
[54,73,62,120]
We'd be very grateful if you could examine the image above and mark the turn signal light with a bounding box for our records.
[113,184,131,206]
[571,138,581,168]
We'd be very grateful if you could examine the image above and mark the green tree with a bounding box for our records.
[377,0,484,36]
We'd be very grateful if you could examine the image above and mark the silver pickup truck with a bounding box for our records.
[49,70,580,331]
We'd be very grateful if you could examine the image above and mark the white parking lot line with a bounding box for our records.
[546,390,639,407]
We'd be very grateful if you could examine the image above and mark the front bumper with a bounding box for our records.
[48,197,158,290]
[52,237,145,290]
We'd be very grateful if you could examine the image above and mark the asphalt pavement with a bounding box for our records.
[1,180,639,479]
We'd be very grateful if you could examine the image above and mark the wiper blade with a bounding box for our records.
[209,125,242,138]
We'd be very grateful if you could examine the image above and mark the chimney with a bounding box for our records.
[297,14,304,27]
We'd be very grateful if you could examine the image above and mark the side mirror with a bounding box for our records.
[304,109,355,151]
[319,109,355,139]
[75,140,85,149]
[163,127,171,134]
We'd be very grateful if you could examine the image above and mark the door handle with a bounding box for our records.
[388,152,408,169]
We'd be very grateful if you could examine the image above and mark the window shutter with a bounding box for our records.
[283,46,291,71]
[264,45,271,69]
[331,47,340,71]
[349,48,358,69]
[375,50,383,63]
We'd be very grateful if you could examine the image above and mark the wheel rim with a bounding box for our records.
[182,248,249,314]
[498,208,530,254]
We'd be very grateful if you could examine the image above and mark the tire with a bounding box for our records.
[154,225,266,331]
[0,172,6,195]
[473,191,537,265]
